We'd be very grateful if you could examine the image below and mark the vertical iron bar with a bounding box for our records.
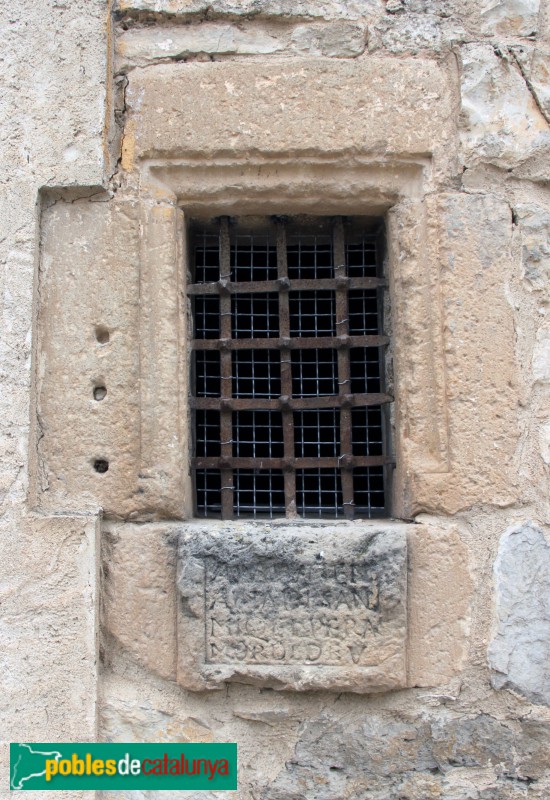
[334,217,354,518]
[277,220,296,518]
[376,223,390,516]
[219,217,234,519]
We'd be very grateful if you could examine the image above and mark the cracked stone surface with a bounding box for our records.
[261,711,550,799]
[511,44,550,123]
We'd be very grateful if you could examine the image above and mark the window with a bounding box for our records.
[188,216,392,519]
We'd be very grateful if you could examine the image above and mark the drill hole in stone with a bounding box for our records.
[94,459,109,474]
[95,325,110,344]
[93,386,107,401]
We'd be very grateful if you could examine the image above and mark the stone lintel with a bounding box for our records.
[124,58,454,169]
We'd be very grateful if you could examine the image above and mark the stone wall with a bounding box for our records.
[1,0,550,798]
[0,1,109,797]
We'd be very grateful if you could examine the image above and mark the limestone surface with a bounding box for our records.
[102,522,178,680]
[540,422,550,466]
[460,43,550,175]
[516,203,550,291]
[407,520,473,686]
[389,193,519,516]
[489,522,550,706]
[38,198,142,516]
[479,0,540,36]
[511,44,550,122]
[370,11,465,53]
[115,0,378,20]
[101,519,473,697]
[37,196,188,519]
[262,711,550,799]
[124,58,454,164]
[116,21,367,70]
[2,0,550,795]
[0,0,108,782]
[533,326,550,383]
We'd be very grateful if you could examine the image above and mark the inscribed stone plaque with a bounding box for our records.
[177,523,408,692]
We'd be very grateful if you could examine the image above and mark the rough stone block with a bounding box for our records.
[116,23,283,71]
[125,58,454,166]
[115,0,375,21]
[460,43,550,175]
[430,194,519,511]
[36,196,188,519]
[407,520,472,686]
[479,0,539,37]
[176,522,408,693]
[102,522,178,680]
[488,521,550,706]
[262,710,550,799]
[390,193,520,515]
[515,203,550,291]
[289,21,366,56]
[0,514,99,742]
[370,12,465,54]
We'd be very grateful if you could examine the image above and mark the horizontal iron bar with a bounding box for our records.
[187,277,386,295]
[191,393,392,410]
[192,334,389,350]
[192,456,390,469]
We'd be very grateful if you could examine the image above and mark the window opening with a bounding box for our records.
[189,216,392,519]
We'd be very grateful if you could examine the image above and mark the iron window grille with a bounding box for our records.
[188,216,392,519]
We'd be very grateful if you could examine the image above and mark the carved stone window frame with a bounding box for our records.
[139,154,447,521]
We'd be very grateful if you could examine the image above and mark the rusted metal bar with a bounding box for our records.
[193,456,390,469]
[376,222,392,517]
[191,393,391,411]
[333,217,354,518]
[219,217,234,520]
[192,334,389,350]
[277,220,297,518]
[187,277,386,295]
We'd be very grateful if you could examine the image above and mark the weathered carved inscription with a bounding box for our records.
[206,560,385,666]
[177,523,408,692]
